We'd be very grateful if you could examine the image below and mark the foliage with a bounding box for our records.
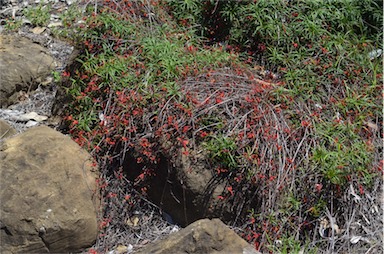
[166,0,382,187]
[59,0,382,253]
[3,18,23,31]
[203,135,238,169]
[23,3,51,27]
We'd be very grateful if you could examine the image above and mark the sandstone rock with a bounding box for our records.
[0,35,56,107]
[135,218,260,254]
[174,150,228,222]
[0,119,16,139]
[0,126,98,253]
[129,149,233,227]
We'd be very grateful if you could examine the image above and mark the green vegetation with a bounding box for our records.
[167,0,382,189]
[3,18,22,31]
[19,0,380,252]
[23,3,51,27]
[203,135,239,169]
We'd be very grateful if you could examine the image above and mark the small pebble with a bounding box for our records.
[26,120,38,127]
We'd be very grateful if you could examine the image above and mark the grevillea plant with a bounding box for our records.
[61,0,382,253]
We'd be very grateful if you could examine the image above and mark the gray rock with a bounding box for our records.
[0,35,56,107]
[0,126,98,253]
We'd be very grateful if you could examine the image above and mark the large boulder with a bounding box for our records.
[135,218,259,254]
[0,35,56,107]
[0,126,98,253]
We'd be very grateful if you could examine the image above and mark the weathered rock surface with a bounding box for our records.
[174,151,228,222]
[0,35,56,107]
[0,126,98,253]
[127,149,234,227]
[135,218,260,254]
[0,119,16,139]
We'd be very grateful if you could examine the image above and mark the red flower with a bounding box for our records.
[257,43,266,52]
[182,126,190,133]
[177,137,189,148]
[227,186,234,196]
[321,47,328,54]
[358,185,364,195]
[301,120,311,127]
[88,248,98,254]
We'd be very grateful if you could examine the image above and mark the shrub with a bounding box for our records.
[23,3,51,27]
[61,0,382,252]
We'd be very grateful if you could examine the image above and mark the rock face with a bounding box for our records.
[0,35,56,107]
[136,218,259,254]
[0,126,98,253]
[126,150,233,227]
